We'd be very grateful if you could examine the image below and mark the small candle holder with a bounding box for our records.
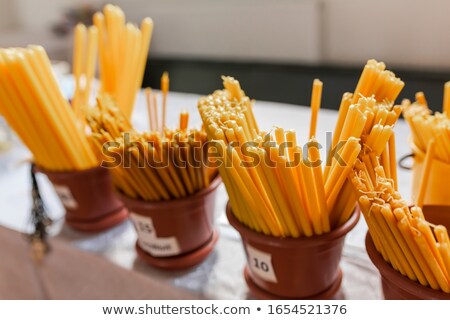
[227,201,360,299]
[119,175,221,270]
[38,166,128,232]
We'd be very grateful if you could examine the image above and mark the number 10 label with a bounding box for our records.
[246,244,277,283]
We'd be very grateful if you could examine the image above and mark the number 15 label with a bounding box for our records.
[246,244,277,283]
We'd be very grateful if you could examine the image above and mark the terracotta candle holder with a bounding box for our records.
[366,233,450,300]
[120,175,221,270]
[366,205,450,300]
[226,202,360,299]
[40,166,128,233]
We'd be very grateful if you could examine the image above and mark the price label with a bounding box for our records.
[246,244,277,283]
[138,236,181,257]
[53,185,78,209]
[130,213,156,239]
[130,213,181,257]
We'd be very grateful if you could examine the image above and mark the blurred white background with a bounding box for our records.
[1,0,450,69]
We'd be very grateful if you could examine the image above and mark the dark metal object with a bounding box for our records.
[398,153,414,170]
[29,164,52,262]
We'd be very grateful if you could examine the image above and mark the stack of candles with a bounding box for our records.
[94,4,154,119]
[0,4,154,172]
[351,59,405,104]
[402,88,450,206]
[198,77,342,237]
[87,94,217,201]
[0,46,98,171]
[351,153,450,293]
[350,73,450,293]
[198,60,403,238]
[402,91,450,161]
[328,93,402,216]
[145,72,170,134]
[327,59,404,220]
[403,93,450,151]
[72,23,98,122]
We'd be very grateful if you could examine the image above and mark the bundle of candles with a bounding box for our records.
[351,153,450,293]
[72,23,98,121]
[145,72,170,134]
[198,61,403,238]
[199,77,340,237]
[0,46,98,171]
[351,59,405,104]
[403,90,450,165]
[87,95,217,201]
[327,59,404,221]
[328,94,402,211]
[94,4,154,119]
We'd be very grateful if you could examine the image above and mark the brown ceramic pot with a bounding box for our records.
[120,175,221,270]
[366,233,450,300]
[366,205,450,300]
[226,202,360,299]
[421,205,450,229]
[41,166,128,232]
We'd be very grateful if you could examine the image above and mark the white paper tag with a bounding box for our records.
[130,213,157,239]
[53,185,78,209]
[138,236,181,258]
[246,244,277,283]
[130,213,181,257]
